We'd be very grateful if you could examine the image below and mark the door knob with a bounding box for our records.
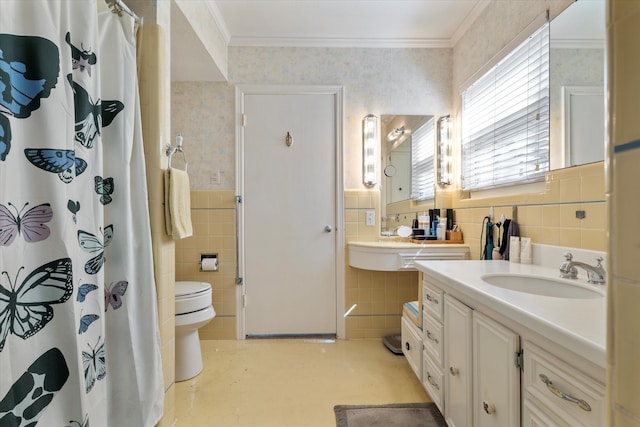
[324,225,333,233]
[483,401,496,414]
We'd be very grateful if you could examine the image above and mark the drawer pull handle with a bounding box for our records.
[483,400,496,415]
[405,342,411,351]
[449,366,459,376]
[426,373,440,390]
[426,294,439,304]
[539,374,592,412]
[426,330,439,344]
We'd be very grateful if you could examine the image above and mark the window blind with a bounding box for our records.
[461,22,550,191]
[411,117,435,201]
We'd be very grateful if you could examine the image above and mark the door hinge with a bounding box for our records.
[515,349,524,370]
[242,113,247,127]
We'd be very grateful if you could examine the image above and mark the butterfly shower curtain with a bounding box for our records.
[0,1,164,426]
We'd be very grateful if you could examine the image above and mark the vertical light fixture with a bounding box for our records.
[362,114,379,187]
[437,115,452,185]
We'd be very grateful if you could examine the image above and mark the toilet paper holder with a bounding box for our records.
[200,254,219,272]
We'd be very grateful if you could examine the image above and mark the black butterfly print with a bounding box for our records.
[67,200,80,223]
[78,225,113,275]
[67,74,124,149]
[94,176,114,205]
[67,415,89,427]
[0,259,73,351]
[24,148,87,183]
[65,32,96,76]
[82,337,106,393]
[0,348,69,426]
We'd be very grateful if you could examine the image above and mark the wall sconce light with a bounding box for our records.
[437,115,452,185]
[362,114,379,187]
[386,126,405,143]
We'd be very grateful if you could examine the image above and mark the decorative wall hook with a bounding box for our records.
[286,131,293,147]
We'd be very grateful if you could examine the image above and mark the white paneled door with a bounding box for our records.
[238,86,341,337]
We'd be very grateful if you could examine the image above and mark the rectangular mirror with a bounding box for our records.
[380,114,434,235]
[550,0,605,169]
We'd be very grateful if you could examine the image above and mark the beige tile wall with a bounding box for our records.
[137,24,176,427]
[450,162,607,260]
[175,190,237,340]
[345,190,419,339]
[608,1,640,426]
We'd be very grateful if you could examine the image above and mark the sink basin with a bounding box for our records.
[481,274,605,299]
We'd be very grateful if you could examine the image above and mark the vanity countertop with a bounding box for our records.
[348,240,468,248]
[348,241,470,271]
[415,259,606,369]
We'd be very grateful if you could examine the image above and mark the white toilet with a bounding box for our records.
[175,281,216,381]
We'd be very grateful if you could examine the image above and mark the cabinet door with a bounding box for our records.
[473,311,520,427]
[444,295,473,427]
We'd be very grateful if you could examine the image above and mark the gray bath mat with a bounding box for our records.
[334,402,447,427]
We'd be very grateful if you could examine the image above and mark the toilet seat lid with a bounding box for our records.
[175,281,211,299]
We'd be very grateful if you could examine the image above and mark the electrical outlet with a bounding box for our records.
[210,169,221,184]
[488,206,494,220]
[365,210,375,226]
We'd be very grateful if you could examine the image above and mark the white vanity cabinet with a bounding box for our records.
[441,293,520,427]
[443,294,473,427]
[473,311,520,427]
[422,281,446,412]
[415,256,606,427]
[424,285,521,427]
[522,342,605,427]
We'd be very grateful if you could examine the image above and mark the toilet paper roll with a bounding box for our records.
[201,257,218,271]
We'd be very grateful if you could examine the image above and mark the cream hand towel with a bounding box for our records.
[164,169,193,239]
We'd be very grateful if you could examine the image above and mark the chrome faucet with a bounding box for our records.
[559,252,606,285]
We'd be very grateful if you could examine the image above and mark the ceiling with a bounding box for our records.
[214,0,489,48]
[170,0,605,81]
[171,0,490,81]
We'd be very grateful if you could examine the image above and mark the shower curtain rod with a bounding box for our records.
[105,0,141,23]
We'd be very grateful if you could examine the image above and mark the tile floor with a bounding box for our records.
[175,339,431,426]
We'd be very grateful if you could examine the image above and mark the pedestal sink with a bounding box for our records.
[481,274,605,299]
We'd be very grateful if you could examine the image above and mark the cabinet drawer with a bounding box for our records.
[522,396,574,427]
[523,342,604,427]
[401,316,423,379]
[422,311,443,367]
[423,351,444,414]
[422,281,444,321]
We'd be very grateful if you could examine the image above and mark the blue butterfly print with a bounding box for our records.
[24,148,87,183]
[77,283,98,302]
[82,337,106,393]
[78,225,113,275]
[65,32,96,76]
[94,176,114,205]
[0,34,60,161]
[78,313,99,335]
[67,74,124,149]
[0,348,69,426]
[0,258,73,352]
[67,199,80,224]
[0,115,11,162]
